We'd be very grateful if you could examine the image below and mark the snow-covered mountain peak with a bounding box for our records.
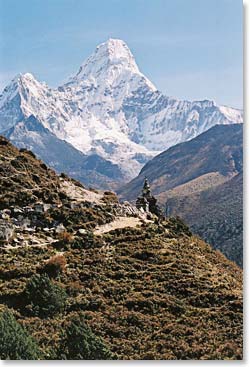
[1,72,43,98]
[18,72,36,82]
[7,72,39,90]
[66,39,156,91]
[0,38,243,181]
[17,72,48,90]
[76,38,139,78]
[0,71,52,132]
[0,73,37,111]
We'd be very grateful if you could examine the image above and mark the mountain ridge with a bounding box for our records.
[118,124,243,266]
[3,115,124,190]
[0,39,243,182]
[166,171,243,267]
[119,124,243,200]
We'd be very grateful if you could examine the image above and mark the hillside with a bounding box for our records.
[119,124,243,266]
[119,124,243,200]
[0,136,243,360]
[166,172,243,267]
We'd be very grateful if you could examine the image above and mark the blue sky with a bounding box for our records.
[0,0,242,108]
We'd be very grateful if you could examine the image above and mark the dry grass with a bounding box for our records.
[0,136,243,360]
[0,220,243,360]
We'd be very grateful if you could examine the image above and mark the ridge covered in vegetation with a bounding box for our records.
[0,136,243,360]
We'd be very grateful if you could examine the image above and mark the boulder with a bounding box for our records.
[0,219,15,243]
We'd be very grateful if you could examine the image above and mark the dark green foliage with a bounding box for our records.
[71,232,104,249]
[59,315,114,360]
[167,216,192,237]
[0,310,41,360]
[71,231,95,249]
[49,204,113,231]
[25,274,67,317]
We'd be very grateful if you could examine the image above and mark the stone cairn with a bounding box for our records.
[136,178,162,217]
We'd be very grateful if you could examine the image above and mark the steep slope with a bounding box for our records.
[166,172,243,267]
[0,39,243,180]
[119,124,243,266]
[0,136,243,360]
[3,115,124,190]
[119,124,243,200]
[0,133,144,235]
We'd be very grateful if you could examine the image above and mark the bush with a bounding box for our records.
[53,231,74,250]
[58,231,73,244]
[71,232,103,249]
[25,274,67,317]
[102,191,118,204]
[0,310,41,360]
[66,281,82,297]
[59,315,114,360]
[41,255,66,278]
[167,217,192,237]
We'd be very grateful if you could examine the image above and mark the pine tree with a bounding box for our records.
[0,310,41,360]
[25,274,67,318]
[59,314,114,360]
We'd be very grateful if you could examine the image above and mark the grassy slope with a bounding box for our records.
[0,136,243,360]
[0,223,243,360]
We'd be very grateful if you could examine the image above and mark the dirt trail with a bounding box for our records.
[3,234,57,250]
[60,180,103,204]
[94,216,142,235]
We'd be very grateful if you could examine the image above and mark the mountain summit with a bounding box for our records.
[68,39,146,85]
[0,39,243,181]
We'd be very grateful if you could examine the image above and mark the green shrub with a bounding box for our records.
[0,310,41,360]
[167,216,192,237]
[25,274,67,317]
[71,232,103,249]
[59,315,114,360]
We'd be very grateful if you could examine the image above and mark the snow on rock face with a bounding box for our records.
[0,38,243,179]
[69,39,142,84]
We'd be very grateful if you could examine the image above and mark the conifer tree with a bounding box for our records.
[59,314,114,360]
[0,310,41,360]
[25,274,67,318]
